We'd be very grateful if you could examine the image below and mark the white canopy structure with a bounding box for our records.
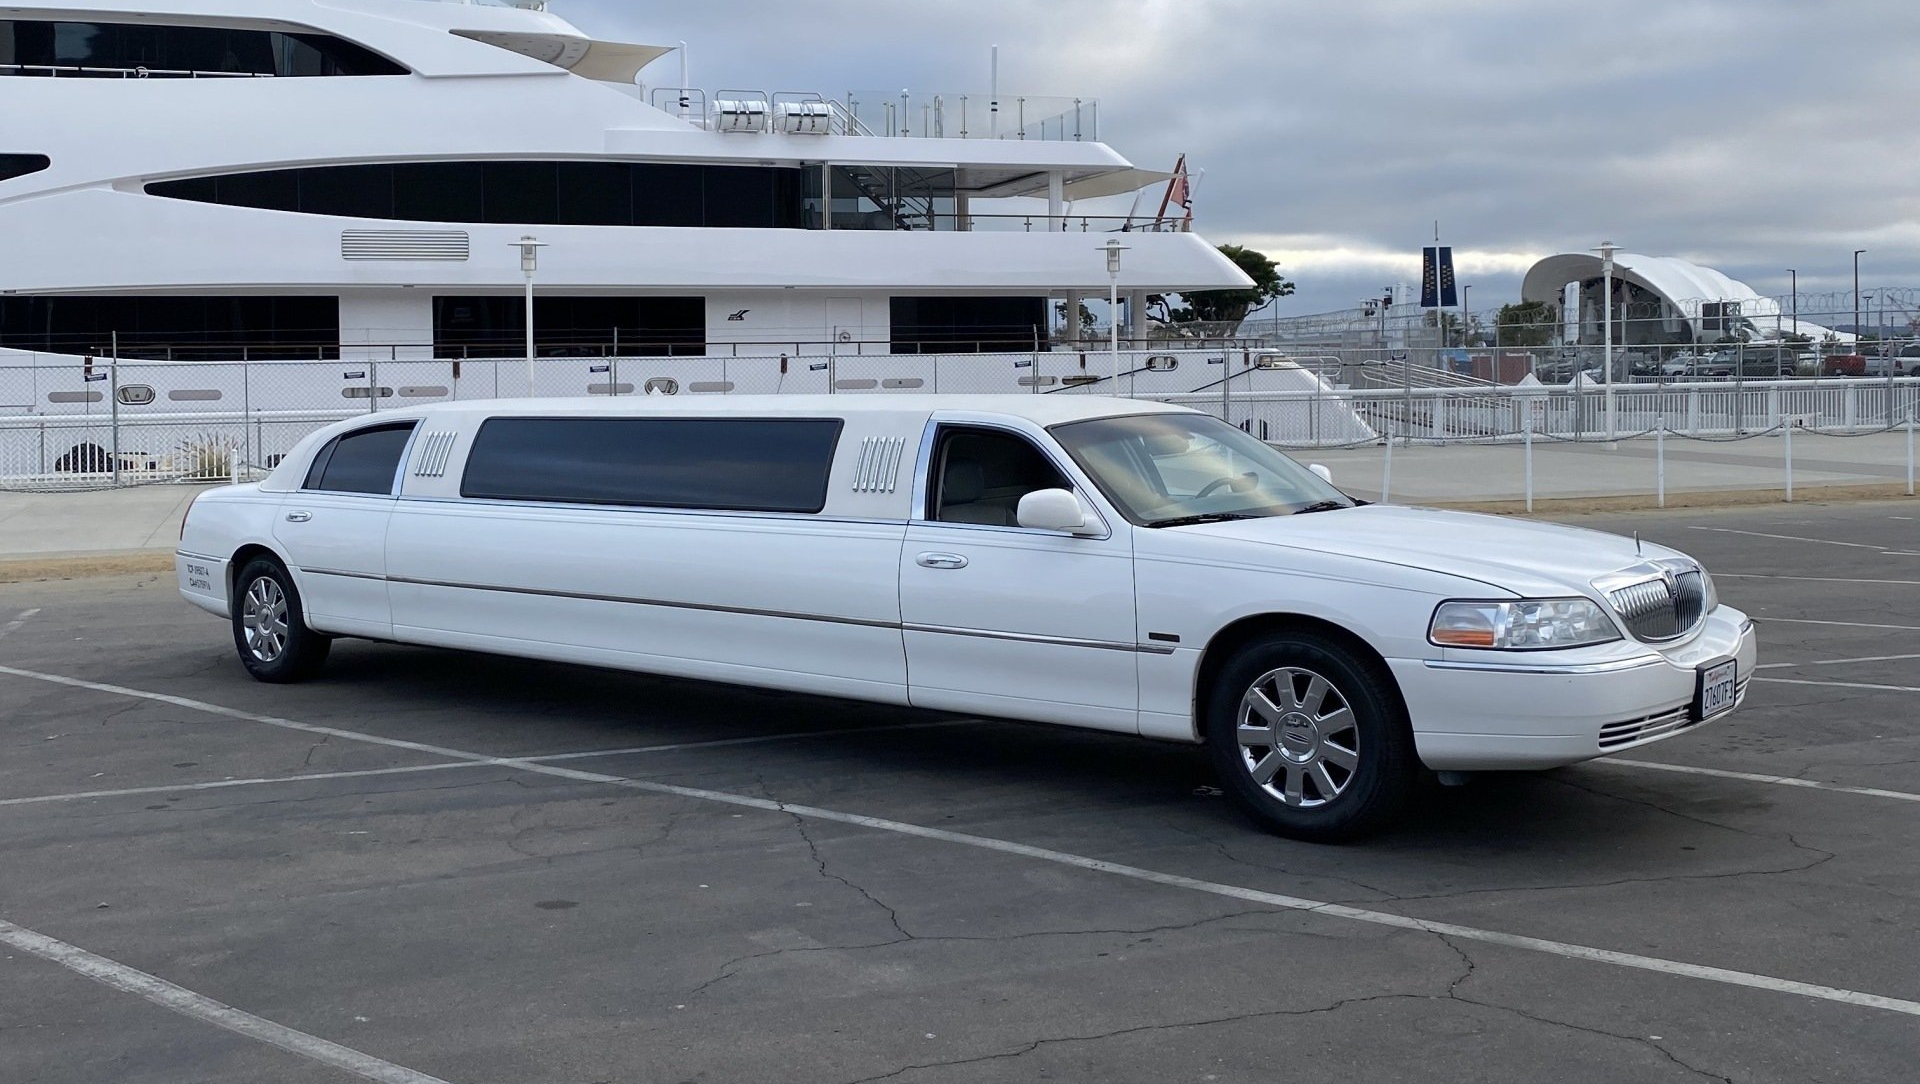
[1522,252,1846,346]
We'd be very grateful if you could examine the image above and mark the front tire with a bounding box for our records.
[1206,632,1416,841]
[232,558,330,683]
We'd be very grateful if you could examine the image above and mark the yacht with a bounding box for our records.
[0,0,1261,353]
[0,0,1372,475]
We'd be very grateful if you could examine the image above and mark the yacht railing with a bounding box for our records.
[1,63,269,79]
[646,87,1097,141]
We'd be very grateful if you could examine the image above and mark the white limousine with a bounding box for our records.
[178,396,1756,839]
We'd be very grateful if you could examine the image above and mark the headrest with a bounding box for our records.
[943,459,985,504]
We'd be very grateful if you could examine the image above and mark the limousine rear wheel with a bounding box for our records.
[232,558,330,683]
[1206,633,1415,842]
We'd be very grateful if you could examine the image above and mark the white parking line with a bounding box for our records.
[1,663,1916,1021]
[1757,617,1920,632]
[1756,677,1920,694]
[1689,526,1888,550]
[0,721,976,809]
[0,608,41,640]
[1755,653,1920,670]
[1718,574,1920,586]
[0,919,451,1084]
[1605,760,1920,804]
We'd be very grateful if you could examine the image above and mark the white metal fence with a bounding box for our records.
[1,352,1915,491]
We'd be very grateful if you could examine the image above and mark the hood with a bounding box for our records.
[1158,506,1679,598]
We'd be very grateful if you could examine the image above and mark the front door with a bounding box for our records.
[899,423,1138,733]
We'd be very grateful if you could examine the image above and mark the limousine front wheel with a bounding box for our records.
[232,558,330,683]
[1207,634,1415,842]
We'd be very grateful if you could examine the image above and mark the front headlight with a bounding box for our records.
[1430,598,1621,650]
[1700,568,1720,613]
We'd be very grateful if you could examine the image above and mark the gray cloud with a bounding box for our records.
[560,0,1919,320]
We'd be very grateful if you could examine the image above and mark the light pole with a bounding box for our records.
[1461,284,1472,348]
[1594,241,1619,440]
[1099,239,1128,383]
[514,236,547,397]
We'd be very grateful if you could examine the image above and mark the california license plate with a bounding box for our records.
[1694,660,1738,721]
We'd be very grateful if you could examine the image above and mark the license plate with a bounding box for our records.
[1694,660,1738,721]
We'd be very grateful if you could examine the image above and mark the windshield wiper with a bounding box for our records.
[1291,500,1352,515]
[1146,512,1264,528]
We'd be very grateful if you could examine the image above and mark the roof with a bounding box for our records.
[385,394,1204,427]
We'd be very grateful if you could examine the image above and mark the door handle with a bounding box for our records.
[916,552,968,570]
[285,511,312,523]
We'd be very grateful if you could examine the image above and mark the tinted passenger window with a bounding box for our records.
[462,417,843,514]
[305,424,415,495]
[932,428,1069,526]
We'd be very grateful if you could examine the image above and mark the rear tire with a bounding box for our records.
[1205,632,1416,842]
[231,557,330,683]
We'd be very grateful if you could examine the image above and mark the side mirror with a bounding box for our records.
[1017,488,1094,534]
[1309,463,1334,484]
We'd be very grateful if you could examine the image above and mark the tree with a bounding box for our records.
[1496,301,1556,347]
[1157,245,1295,325]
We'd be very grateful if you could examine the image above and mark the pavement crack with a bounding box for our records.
[1436,934,1735,1084]
[765,778,913,943]
[837,989,1439,1084]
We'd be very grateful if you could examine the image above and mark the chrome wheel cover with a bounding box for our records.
[241,576,290,664]
[1235,666,1360,808]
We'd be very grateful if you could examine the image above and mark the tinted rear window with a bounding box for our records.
[461,417,843,514]
[304,423,415,494]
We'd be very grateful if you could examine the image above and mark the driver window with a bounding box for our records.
[932,428,1069,527]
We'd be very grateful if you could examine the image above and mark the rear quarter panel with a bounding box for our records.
[177,486,284,619]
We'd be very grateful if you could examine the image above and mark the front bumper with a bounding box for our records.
[1389,605,1757,771]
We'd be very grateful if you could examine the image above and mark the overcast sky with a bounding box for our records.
[562,0,1918,323]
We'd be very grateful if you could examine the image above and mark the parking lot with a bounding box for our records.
[1,500,1916,1084]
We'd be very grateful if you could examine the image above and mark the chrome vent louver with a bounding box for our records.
[1598,561,1707,643]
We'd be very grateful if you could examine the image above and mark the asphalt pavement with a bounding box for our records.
[0,501,1915,1083]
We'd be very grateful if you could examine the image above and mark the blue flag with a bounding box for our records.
[1421,246,1458,308]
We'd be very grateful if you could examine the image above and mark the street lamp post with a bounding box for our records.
[1099,239,1128,384]
[1594,241,1620,440]
[1461,284,1472,348]
[514,236,548,397]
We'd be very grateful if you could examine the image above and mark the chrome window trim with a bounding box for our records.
[391,493,904,530]
[909,417,1115,541]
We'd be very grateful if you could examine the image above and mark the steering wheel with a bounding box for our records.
[1195,474,1250,499]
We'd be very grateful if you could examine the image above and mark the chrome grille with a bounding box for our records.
[1605,567,1706,642]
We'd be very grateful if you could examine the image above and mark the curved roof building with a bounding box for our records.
[1521,252,1842,347]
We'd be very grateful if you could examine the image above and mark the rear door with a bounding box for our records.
[385,413,910,702]
[273,421,416,638]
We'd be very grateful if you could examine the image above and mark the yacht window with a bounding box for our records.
[304,423,416,496]
[930,428,1071,527]
[0,154,50,183]
[461,417,843,514]
[0,20,407,77]
[890,297,1049,355]
[0,295,340,361]
[433,296,705,359]
[145,162,809,229]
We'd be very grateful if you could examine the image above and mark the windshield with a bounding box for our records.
[1050,413,1354,527]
